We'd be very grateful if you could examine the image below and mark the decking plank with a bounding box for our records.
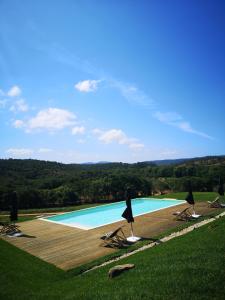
[1,202,216,270]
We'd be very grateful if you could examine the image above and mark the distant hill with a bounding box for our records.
[0,155,224,210]
[81,161,112,165]
[0,155,224,168]
[150,155,225,166]
[78,155,225,166]
[150,158,191,166]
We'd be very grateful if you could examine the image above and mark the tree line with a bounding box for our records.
[0,156,224,210]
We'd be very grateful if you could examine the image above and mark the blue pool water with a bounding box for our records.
[42,198,185,230]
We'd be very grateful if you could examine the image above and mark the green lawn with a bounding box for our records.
[0,203,103,215]
[154,191,219,202]
[1,209,225,299]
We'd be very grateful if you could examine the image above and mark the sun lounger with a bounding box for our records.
[100,226,127,248]
[208,197,225,208]
[0,222,21,235]
[173,207,200,221]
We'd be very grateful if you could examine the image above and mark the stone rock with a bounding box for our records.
[108,264,135,278]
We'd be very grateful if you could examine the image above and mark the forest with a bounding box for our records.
[0,156,224,210]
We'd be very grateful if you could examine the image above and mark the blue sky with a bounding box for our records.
[0,0,225,163]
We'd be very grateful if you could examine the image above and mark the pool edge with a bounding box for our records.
[39,199,186,230]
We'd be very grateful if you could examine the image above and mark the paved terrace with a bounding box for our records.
[1,202,216,270]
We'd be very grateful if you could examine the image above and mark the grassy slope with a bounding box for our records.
[1,214,225,300]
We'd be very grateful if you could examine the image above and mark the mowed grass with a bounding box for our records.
[155,191,219,202]
[0,203,103,216]
[1,212,225,299]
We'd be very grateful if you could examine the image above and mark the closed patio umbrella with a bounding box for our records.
[185,189,194,205]
[122,188,140,243]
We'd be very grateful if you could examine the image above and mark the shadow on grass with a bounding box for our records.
[140,237,160,242]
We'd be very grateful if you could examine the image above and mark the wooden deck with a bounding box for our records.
[1,202,215,270]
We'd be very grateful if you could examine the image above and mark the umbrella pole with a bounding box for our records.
[130,222,134,237]
[126,222,140,243]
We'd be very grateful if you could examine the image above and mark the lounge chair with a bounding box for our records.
[208,197,225,208]
[100,226,127,248]
[0,222,21,235]
[173,207,200,221]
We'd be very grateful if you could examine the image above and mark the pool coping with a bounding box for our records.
[39,198,186,230]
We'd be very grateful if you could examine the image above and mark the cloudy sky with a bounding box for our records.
[0,0,225,163]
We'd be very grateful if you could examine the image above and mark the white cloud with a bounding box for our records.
[10,99,29,112]
[154,111,213,140]
[177,121,194,132]
[98,129,128,144]
[38,148,52,153]
[23,108,76,132]
[12,108,77,133]
[71,126,85,135]
[13,119,25,128]
[129,143,144,150]
[6,148,33,157]
[154,111,182,123]
[74,79,101,92]
[110,79,154,107]
[176,121,213,139]
[92,128,103,135]
[7,85,21,97]
[94,128,144,150]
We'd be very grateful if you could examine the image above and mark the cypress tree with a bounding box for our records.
[10,191,18,222]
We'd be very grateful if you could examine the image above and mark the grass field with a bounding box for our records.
[0,202,103,215]
[155,191,219,202]
[1,192,225,299]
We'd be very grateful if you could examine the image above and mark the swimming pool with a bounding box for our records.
[41,198,185,230]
